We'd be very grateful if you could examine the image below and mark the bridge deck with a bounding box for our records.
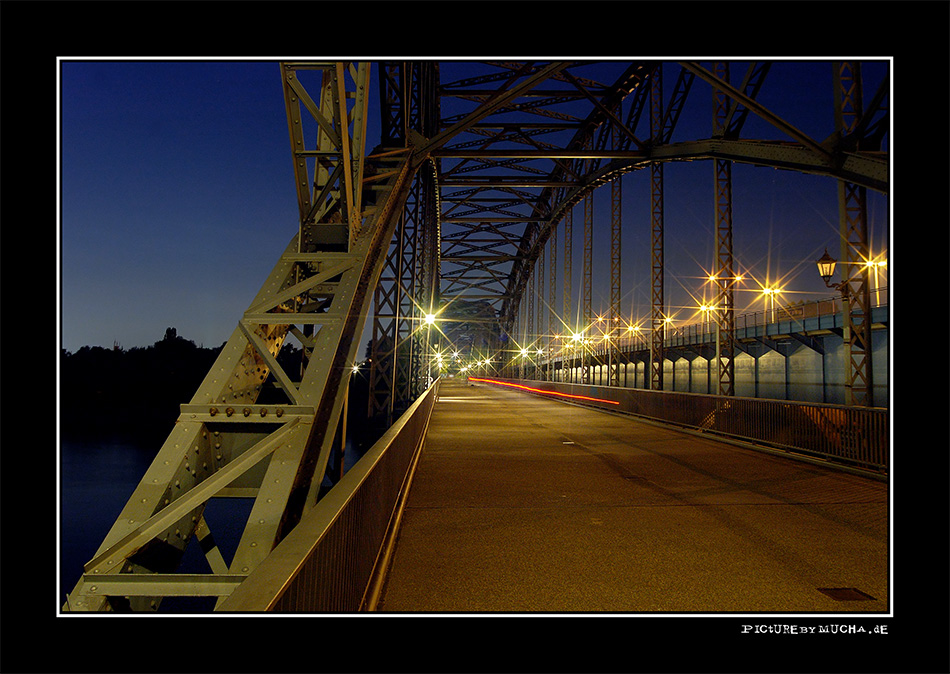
[375,378,889,614]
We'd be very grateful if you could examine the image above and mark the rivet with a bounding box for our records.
[210,407,218,416]
[243,407,251,417]
[260,408,268,417]
[226,407,235,417]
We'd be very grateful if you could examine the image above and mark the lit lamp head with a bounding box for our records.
[816,249,837,286]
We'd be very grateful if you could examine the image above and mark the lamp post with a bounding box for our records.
[815,248,873,406]
[816,249,843,292]
[866,258,886,307]
[424,313,436,387]
[761,287,782,323]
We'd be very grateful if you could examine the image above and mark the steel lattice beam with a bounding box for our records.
[712,62,736,397]
[835,62,874,407]
[66,62,419,611]
[649,65,665,391]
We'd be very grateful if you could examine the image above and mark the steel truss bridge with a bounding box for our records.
[64,60,888,612]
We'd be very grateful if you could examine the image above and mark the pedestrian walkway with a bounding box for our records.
[375,378,889,614]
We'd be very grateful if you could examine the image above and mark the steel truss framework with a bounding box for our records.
[65,59,888,611]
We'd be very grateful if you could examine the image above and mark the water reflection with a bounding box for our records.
[59,434,367,612]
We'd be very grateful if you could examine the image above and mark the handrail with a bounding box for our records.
[478,378,888,476]
[217,379,440,612]
[537,293,888,362]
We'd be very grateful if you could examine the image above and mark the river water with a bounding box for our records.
[59,436,157,605]
[59,433,364,612]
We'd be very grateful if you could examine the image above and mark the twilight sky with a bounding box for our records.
[58,58,890,354]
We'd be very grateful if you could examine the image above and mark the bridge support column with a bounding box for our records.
[834,62,874,407]
[712,61,736,397]
[649,65,665,391]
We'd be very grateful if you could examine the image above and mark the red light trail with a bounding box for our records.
[467,378,620,405]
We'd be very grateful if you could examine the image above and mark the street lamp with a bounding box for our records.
[423,313,437,385]
[816,249,839,288]
[815,247,876,407]
[761,287,781,322]
[816,248,859,305]
[866,258,887,307]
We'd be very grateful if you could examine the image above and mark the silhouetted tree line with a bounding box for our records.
[61,328,378,452]
[61,328,223,439]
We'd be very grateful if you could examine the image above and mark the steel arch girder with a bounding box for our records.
[64,146,419,612]
[494,135,886,329]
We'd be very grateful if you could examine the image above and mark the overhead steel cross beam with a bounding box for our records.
[491,63,652,379]
[678,61,886,192]
[431,62,578,320]
[420,62,572,159]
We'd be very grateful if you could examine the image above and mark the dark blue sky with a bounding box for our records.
[58,59,889,353]
[60,60,296,351]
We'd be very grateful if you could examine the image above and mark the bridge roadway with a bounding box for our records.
[375,378,889,613]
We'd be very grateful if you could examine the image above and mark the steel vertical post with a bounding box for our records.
[549,222,557,381]
[609,145,622,386]
[582,193,593,384]
[834,61,874,407]
[563,208,573,382]
[649,65,665,391]
[536,237,545,380]
[712,61,736,397]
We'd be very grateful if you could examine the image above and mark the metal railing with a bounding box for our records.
[217,379,440,612]
[535,290,888,364]
[482,378,888,476]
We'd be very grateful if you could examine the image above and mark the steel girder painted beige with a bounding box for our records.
[64,62,417,611]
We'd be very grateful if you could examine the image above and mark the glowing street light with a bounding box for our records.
[817,249,888,306]
[816,249,838,286]
[761,287,781,322]
[866,258,887,307]
[815,248,879,407]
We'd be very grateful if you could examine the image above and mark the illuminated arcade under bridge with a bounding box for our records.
[63,60,889,613]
